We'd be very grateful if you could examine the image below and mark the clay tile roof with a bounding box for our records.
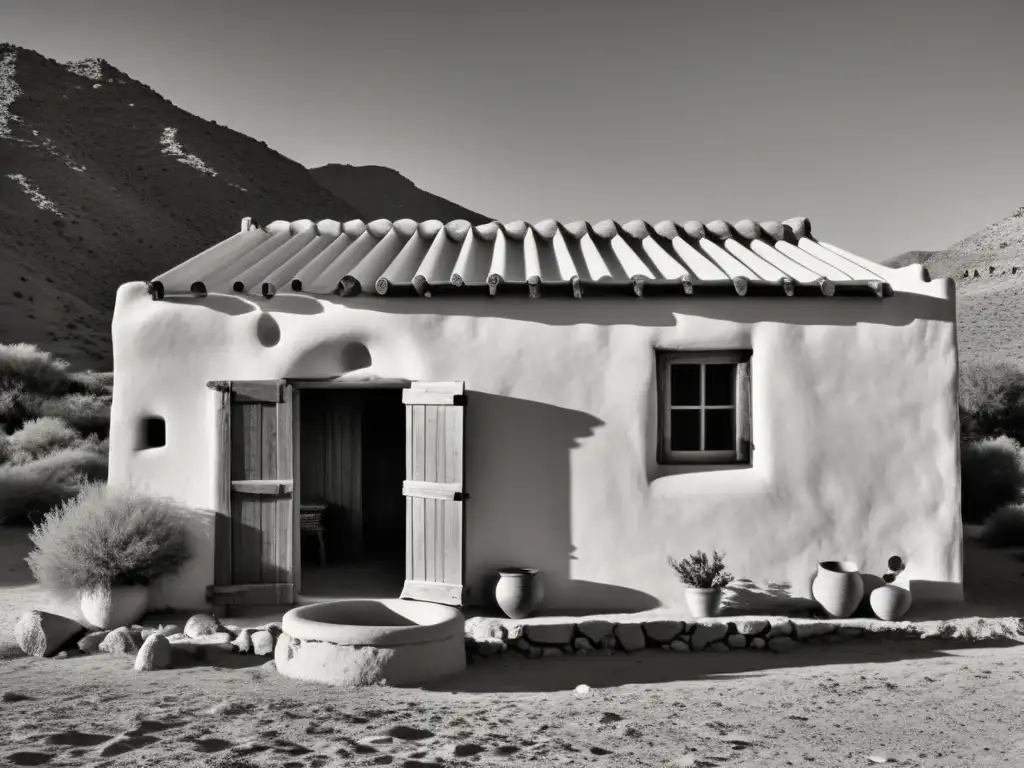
[147,217,902,300]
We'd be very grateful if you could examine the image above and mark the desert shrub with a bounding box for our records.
[0,343,72,396]
[960,361,1024,446]
[0,386,43,433]
[67,370,114,396]
[4,417,81,463]
[960,436,1024,524]
[0,447,107,526]
[668,550,733,589]
[38,393,111,437]
[978,503,1024,547]
[27,482,192,596]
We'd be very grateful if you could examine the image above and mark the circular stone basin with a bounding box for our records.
[275,599,466,687]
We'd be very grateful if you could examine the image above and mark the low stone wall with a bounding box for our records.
[463,616,934,661]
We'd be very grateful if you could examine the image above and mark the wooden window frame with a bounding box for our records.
[656,350,752,466]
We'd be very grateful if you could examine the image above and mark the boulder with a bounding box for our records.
[577,620,614,645]
[573,637,595,652]
[184,614,223,638]
[14,611,85,658]
[99,627,141,655]
[708,642,731,652]
[613,624,647,652]
[527,645,543,659]
[643,620,683,644]
[750,637,767,649]
[732,619,769,636]
[134,634,171,671]
[524,624,574,646]
[232,628,254,654]
[252,630,275,656]
[727,634,748,649]
[514,638,531,652]
[669,640,690,652]
[78,630,111,654]
[689,623,729,651]
[765,620,794,639]
[768,636,799,653]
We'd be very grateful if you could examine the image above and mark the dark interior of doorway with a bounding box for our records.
[298,388,405,599]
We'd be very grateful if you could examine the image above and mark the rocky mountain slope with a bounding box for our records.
[0,44,490,370]
[883,207,1024,370]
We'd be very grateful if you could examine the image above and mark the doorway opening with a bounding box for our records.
[297,388,406,600]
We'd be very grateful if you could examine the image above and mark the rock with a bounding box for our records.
[232,628,254,653]
[690,623,729,651]
[189,632,234,645]
[750,637,766,649]
[794,622,836,640]
[464,617,506,643]
[669,640,690,652]
[14,611,85,658]
[643,620,683,644]
[727,634,748,649]
[613,624,646,652]
[515,637,531,652]
[134,634,172,671]
[223,624,242,636]
[141,629,160,640]
[251,630,275,656]
[573,684,591,697]
[765,620,794,639]
[573,637,595,652]
[838,626,864,637]
[476,639,506,656]
[768,636,799,653]
[527,645,543,659]
[732,619,769,636]
[524,624,574,645]
[54,648,83,659]
[155,624,180,637]
[577,620,614,645]
[541,647,562,657]
[98,626,141,655]
[184,614,222,638]
[78,630,110,654]
[253,622,283,638]
[600,636,617,650]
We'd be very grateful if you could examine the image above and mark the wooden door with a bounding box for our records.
[400,381,466,606]
[206,380,296,613]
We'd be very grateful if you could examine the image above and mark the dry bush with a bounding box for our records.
[960,361,1024,446]
[0,386,43,433]
[961,436,1024,524]
[38,393,111,437]
[67,370,113,396]
[0,447,108,526]
[27,482,192,596]
[4,417,81,463]
[0,343,72,396]
[978,503,1024,548]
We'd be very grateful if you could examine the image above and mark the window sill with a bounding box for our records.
[651,462,752,478]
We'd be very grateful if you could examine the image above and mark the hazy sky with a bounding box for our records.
[3,0,1023,259]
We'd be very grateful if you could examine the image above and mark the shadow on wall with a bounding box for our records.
[147,504,216,611]
[466,392,661,614]
[159,290,952,329]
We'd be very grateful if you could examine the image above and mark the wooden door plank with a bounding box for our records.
[214,388,232,587]
[231,480,292,494]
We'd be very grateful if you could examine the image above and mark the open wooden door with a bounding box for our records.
[206,380,296,615]
[400,381,466,606]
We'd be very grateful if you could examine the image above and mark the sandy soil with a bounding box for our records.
[2,526,1024,767]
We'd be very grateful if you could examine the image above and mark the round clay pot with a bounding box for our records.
[810,561,864,619]
[494,568,544,619]
[80,584,149,629]
[870,581,913,621]
[685,587,723,618]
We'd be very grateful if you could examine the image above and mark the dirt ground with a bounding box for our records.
[2,526,1024,768]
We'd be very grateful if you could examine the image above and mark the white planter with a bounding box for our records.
[80,584,149,630]
[870,577,913,621]
[685,587,723,618]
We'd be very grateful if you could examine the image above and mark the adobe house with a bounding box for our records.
[107,216,962,617]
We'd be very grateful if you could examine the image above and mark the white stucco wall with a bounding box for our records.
[108,271,961,615]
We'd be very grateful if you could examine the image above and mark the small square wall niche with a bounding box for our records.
[139,416,166,449]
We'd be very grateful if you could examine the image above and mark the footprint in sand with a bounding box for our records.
[46,730,113,747]
[590,746,614,755]
[599,712,624,724]
[2,692,34,703]
[453,743,486,757]
[388,726,435,741]
[7,752,55,766]
[193,737,234,753]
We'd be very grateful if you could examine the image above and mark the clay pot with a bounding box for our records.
[494,568,544,619]
[810,561,864,619]
[685,587,723,619]
[870,580,913,621]
[80,584,149,630]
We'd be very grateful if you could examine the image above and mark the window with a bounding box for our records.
[138,416,166,449]
[656,351,752,465]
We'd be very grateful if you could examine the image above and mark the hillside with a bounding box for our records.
[0,44,490,371]
[310,164,491,226]
[882,207,1024,370]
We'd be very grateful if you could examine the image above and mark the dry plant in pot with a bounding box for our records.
[27,482,192,629]
[668,550,733,618]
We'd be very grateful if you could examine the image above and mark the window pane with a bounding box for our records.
[670,364,701,405]
[704,408,735,451]
[670,409,701,451]
[704,364,735,406]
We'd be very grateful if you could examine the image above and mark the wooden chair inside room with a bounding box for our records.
[299,501,328,568]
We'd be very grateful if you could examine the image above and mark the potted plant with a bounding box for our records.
[27,482,192,630]
[668,550,733,618]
